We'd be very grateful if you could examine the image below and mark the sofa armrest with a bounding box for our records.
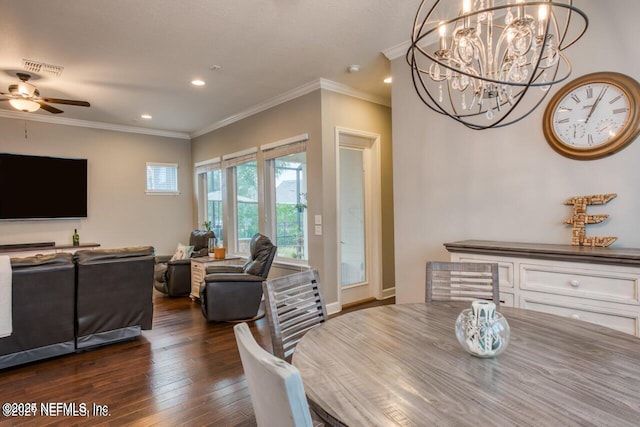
[204,273,264,283]
[167,258,192,266]
[205,265,244,274]
[155,255,172,264]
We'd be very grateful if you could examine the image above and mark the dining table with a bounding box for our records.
[291,302,640,427]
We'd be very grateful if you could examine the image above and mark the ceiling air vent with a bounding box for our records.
[22,59,64,76]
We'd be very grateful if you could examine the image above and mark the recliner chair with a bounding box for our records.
[201,233,276,321]
[154,230,215,297]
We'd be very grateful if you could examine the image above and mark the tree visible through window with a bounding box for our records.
[274,152,307,260]
[205,169,223,246]
[235,161,258,253]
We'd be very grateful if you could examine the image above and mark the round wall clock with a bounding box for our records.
[543,72,640,160]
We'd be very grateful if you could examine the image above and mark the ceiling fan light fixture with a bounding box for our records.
[17,81,37,98]
[9,98,40,112]
[191,79,206,86]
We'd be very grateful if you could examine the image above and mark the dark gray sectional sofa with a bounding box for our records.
[0,246,155,369]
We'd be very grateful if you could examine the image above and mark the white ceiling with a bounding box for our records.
[0,0,421,138]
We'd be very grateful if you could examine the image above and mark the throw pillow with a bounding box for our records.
[170,243,194,261]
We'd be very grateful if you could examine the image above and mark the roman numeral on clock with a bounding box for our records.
[571,94,581,103]
[556,118,570,124]
[586,87,593,98]
[609,95,622,104]
[613,107,628,114]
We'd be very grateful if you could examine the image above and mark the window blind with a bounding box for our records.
[146,162,179,194]
[261,134,308,160]
[222,148,258,169]
[195,157,221,175]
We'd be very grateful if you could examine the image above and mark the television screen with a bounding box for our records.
[0,153,88,220]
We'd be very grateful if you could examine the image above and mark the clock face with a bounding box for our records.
[543,72,640,160]
[552,83,631,148]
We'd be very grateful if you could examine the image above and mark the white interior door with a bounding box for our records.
[337,129,382,306]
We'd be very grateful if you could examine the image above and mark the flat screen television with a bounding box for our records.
[0,153,88,220]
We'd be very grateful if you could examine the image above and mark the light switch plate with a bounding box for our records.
[314,225,322,235]
[314,215,322,225]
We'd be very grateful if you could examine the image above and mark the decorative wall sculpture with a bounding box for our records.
[564,193,617,247]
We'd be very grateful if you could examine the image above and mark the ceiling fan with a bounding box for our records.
[0,72,90,114]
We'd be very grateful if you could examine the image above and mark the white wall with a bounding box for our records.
[391,0,640,303]
[0,118,193,255]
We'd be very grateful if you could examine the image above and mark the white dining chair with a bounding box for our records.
[262,269,328,361]
[426,261,500,305]
[233,322,315,427]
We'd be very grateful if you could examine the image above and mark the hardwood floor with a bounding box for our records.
[0,291,394,426]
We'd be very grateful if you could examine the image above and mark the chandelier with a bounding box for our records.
[407,0,588,129]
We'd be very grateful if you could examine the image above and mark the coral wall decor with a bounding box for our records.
[564,193,617,247]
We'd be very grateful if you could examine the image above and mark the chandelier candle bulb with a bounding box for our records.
[439,22,447,50]
[516,0,525,18]
[538,4,549,36]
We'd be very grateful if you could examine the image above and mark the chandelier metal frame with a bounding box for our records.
[407,0,588,130]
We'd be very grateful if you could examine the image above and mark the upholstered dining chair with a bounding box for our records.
[234,322,315,427]
[263,269,328,361]
[426,261,500,305]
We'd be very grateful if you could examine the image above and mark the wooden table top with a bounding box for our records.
[292,303,640,427]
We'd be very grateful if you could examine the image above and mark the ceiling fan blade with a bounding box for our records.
[37,102,64,114]
[41,98,90,107]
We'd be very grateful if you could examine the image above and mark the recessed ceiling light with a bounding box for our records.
[191,79,206,86]
[141,114,152,119]
[348,65,360,73]
[384,77,393,84]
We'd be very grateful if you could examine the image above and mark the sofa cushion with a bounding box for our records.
[11,252,74,269]
[75,246,154,263]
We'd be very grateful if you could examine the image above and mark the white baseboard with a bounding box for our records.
[381,286,396,300]
[326,302,341,316]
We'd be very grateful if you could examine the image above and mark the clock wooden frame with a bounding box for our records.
[543,72,640,160]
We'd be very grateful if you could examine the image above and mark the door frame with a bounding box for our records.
[335,126,383,307]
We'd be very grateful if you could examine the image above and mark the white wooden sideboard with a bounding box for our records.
[445,240,640,337]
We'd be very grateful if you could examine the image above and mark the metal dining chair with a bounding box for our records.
[233,322,315,427]
[263,269,328,361]
[426,261,500,305]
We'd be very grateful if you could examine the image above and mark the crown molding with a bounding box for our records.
[383,40,411,61]
[0,109,190,140]
[319,79,390,107]
[191,80,323,138]
[191,78,389,139]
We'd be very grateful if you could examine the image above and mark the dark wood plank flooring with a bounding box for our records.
[0,292,394,426]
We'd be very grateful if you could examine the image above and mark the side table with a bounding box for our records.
[190,255,243,300]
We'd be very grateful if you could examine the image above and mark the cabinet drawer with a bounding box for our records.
[500,292,514,307]
[520,263,640,305]
[450,254,514,289]
[519,293,640,336]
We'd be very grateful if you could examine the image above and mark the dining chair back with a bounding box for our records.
[233,322,314,427]
[426,261,500,305]
[263,269,328,360]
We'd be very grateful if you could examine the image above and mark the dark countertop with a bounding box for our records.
[444,240,640,267]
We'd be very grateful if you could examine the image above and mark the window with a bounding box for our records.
[196,159,224,247]
[146,162,179,195]
[196,134,309,261]
[263,137,308,261]
[222,148,259,254]
[205,168,224,245]
[234,160,259,254]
